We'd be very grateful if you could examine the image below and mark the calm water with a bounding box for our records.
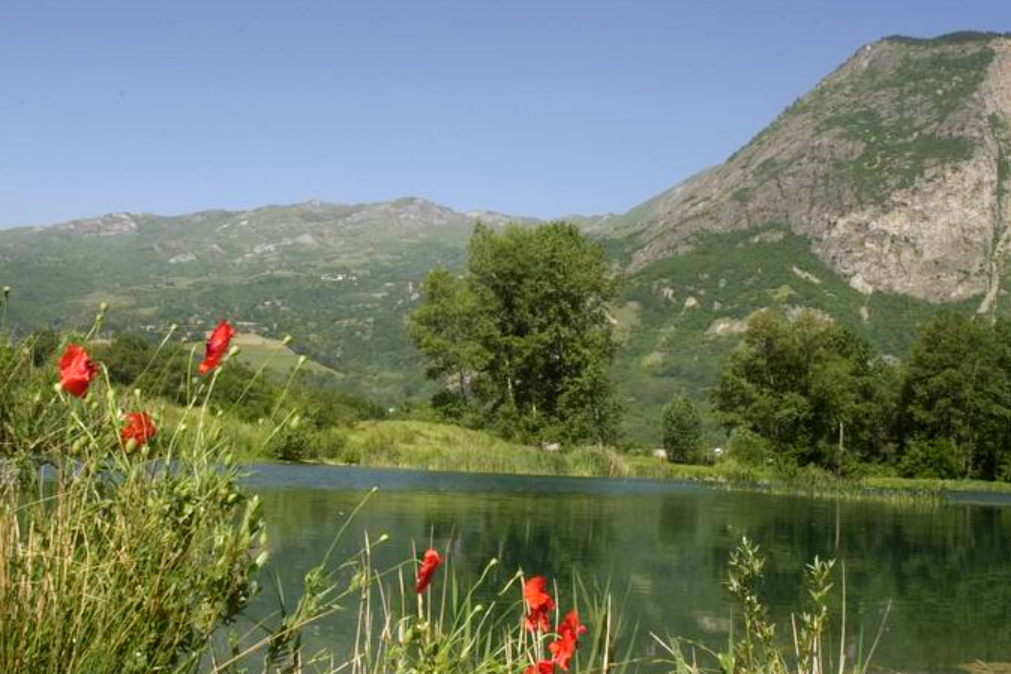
[243,464,1011,673]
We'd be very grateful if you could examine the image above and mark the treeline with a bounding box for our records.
[712,308,1011,481]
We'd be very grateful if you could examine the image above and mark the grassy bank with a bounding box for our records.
[227,417,1011,503]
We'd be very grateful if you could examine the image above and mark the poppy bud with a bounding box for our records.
[282,334,293,345]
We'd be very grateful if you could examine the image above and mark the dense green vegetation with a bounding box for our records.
[714,308,1011,482]
[409,223,622,445]
[612,225,960,444]
[0,204,989,448]
[45,329,388,465]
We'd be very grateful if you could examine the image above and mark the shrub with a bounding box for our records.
[269,422,315,462]
[898,438,961,479]
[727,427,773,466]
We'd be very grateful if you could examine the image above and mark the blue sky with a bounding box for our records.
[1,0,1008,227]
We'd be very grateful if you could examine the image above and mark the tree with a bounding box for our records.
[410,222,623,444]
[407,268,492,404]
[662,394,702,463]
[902,312,1011,480]
[713,309,894,471]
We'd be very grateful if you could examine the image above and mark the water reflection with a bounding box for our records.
[243,465,1011,673]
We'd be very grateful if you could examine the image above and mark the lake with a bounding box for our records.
[243,464,1011,673]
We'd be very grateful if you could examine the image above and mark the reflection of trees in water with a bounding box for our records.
[694,494,1011,668]
[252,483,1011,671]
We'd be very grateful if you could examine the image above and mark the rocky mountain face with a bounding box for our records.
[624,32,1011,309]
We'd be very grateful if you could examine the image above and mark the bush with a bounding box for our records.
[898,438,961,479]
[269,423,316,462]
[727,427,774,466]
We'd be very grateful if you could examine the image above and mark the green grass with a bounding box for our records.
[232,332,344,380]
[220,416,1010,504]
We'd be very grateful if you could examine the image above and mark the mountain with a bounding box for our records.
[0,198,542,400]
[595,32,1011,440]
[4,32,1010,444]
[623,32,1011,308]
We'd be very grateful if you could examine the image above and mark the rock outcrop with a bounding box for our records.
[627,33,1011,307]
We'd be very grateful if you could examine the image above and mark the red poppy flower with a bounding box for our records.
[549,609,587,670]
[525,660,554,674]
[524,576,555,632]
[59,344,98,398]
[415,548,443,594]
[122,412,158,448]
[199,320,237,375]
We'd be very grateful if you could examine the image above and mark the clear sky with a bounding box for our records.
[1,0,1008,228]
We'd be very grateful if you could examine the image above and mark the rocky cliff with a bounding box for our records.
[627,32,1011,308]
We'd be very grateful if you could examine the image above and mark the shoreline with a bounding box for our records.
[241,419,1011,505]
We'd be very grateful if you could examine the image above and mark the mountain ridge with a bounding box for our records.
[623,32,1011,309]
[4,31,1010,442]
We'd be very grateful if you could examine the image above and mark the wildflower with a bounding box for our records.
[525,661,554,674]
[122,412,157,448]
[524,576,555,632]
[59,344,98,398]
[199,320,237,375]
[549,609,587,670]
[415,548,443,593]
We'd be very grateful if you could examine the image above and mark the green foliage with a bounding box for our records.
[269,422,315,462]
[656,538,884,674]
[661,394,703,463]
[727,427,774,467]
[0,327,270,673]
[902,312,1011,480]
[90,331,384,433]
[407,266,493,403]
[898,438,961,479]
[712,307,1011,483]
[714,309,898,471]
[410,222,623,445]
[612,225,954,445]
